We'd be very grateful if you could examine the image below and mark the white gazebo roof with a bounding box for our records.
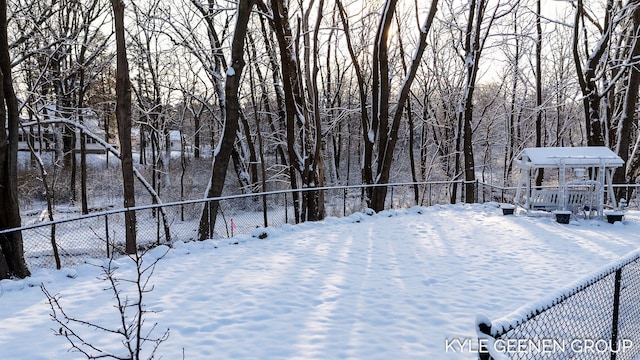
[515,147,624,169]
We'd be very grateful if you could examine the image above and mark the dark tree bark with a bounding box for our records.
[503,15,520,187]
[395,12,420,205]
[368,0,398,211]
[188,0,255,195]
[111,0,137,254]
[573,0,612,147]
[456,0,500,204]
[336,0,438,211]
[0,0,30,279]
[335,0,372,188]
[239,109,259,188]
[248,29,288,167]
[616,0,640,195]
[193,102,201,159]
[308,0,327,221]
[270,0,322,222]
[371,1,438,210]
[534,0,544,187]
[198,0,255,240]
[459,0,486,204]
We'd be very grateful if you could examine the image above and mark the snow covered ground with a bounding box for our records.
[2,203,640,359]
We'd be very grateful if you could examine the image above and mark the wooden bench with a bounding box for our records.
[530,190,559,211]
[530,189,596,213]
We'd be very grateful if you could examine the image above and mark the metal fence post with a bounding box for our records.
[343,188,347,216]
[105,214,110,258]
[390,186,394,209]
[156,209,161,245]
[610,268,622,360]
[284,193,289,224]
[477,320,492,360]
[262,193,268,228]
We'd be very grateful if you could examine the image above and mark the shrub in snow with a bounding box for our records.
[41,250,170,359]
[251,227,269,239]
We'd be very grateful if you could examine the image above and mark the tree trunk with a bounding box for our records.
[462,92,476,204]
[572,0,611,147]
[615,0,640,196]
[534,0,544,187]
[0,0,30,279]
[504,16,519,187]
[198,0,255,240]
[80,130,89,214]
[308,0,326,221]
[269,0,311,223]
[112,0,137,254]
[180,131,186,221]
[248,29,288,167]
[335,0,373,197]
[194,107,201,158]
[78,69,89,214]
[239,109,259,187]
[371,0,438,211]
[458,0,493,204]
[368,0,398,211]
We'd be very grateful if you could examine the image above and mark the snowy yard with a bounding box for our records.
[2,203,640,359]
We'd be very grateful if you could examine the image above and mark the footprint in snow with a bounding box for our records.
[422,279,438,286]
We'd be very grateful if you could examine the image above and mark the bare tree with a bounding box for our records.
[112,0,137,254]
[0,0,30,279]
[198,0,257,240]
[615,0,640,195]
[572,0,615,147]
[130,1,172,206]
[455,0,501,203]
[73,0,112,214]
[162,0,257,193]
[370,0,439,211]
[42,250,169,359]
[335,0,372,190]
[534,0,544,187]
[336,0,438,211]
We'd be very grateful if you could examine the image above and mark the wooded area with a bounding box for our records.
[1,0,639,278]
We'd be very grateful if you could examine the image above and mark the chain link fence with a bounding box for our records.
[6,181,468,270]
[10,180,640,271]
[477,251,640,360]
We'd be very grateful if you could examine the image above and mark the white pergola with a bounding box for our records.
[514,147,624,218]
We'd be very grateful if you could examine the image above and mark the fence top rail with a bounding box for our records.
[2,180,466,235]
[480,246,640,337]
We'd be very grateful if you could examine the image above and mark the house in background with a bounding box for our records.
[74,117,110,154]
[17,125,57,152]
[17,106,115,154]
